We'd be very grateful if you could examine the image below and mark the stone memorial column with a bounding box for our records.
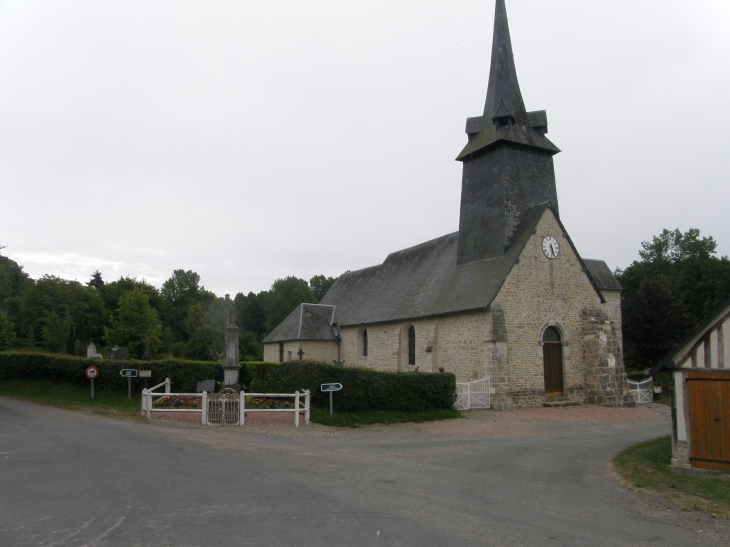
[222,294,241,387]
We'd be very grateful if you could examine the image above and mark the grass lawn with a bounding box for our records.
[613,436,730,518]
[0,378,144,419]
[309,406,460,427]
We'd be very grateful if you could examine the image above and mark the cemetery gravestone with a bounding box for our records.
[111,347,130,361]
[196,379,216,393]
[86,343,102,359]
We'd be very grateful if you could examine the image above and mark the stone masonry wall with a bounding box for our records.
[582,308,633,406]
[263,341,337,363]
[490,209,603,408]
[339,311,490,382]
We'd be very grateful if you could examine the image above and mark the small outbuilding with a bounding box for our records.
[652,297,730,472]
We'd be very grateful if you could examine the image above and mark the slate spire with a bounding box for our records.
[457,0,559,160]
[456,0,560,266]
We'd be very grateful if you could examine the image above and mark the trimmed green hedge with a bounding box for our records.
[0,352,222,393]
[245,361,455,412]
[0,353,456,412]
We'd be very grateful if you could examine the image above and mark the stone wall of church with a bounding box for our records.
[339,311,491,383]
[262,340,337,363]
[489,210,605,408]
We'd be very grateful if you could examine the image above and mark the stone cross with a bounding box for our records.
[142,337,151,361]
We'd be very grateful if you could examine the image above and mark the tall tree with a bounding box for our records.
[105,287,162,358]
[309,275,337,301]
[0,252,33,326]
[233,291,267,336]
[159,269,216,355]
[621,275,693,370]
[0,312,14,351]
[41,311,71,353]
[618,227,730,369]
[20,275,104,350]
[261,277,316,333]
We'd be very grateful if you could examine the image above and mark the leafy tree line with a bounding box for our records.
[617,228,730,370]
[0,251,336,360]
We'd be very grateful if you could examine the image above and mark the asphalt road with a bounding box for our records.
[0,397,726,547]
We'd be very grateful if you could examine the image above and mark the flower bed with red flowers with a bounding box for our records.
[152,395,202,409]
[245,397,294,410]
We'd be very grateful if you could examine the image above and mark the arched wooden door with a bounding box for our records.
[543,327,564,397]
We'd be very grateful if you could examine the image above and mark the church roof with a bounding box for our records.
[262,303,336,343]
[456,0,559,160]
[317,203,604,328]
[583,260,623,291]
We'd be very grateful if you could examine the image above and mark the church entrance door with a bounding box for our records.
[543,327,564,397]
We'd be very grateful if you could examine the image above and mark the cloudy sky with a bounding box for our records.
[1,0,729,296]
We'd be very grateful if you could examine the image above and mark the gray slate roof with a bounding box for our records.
[319,203,604,327]
[262,303,336,343]
[583,260,622,291]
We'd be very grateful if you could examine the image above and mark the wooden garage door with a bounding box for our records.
[688,372,730,471]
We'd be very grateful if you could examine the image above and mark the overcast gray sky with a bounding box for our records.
[1,0,729,296]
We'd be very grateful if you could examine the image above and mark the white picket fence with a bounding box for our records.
[140,379,310,427]
[455,377,491,410]
[241,391,310,427]
[628,378,653,404]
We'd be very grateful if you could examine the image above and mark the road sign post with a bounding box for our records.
[85,366,99,399]
[321,383,343,416]
[120,369,138,399]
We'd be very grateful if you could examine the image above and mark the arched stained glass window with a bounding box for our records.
[408,326,416,365]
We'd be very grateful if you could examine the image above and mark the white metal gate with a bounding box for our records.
[455,377,491,410]
[628,379,654,404]
[206,391,241,425]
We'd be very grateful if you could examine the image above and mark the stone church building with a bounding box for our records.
[263,0,632,410]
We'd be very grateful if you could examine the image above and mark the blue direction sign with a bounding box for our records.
[321,383,342,392]
[120,369,138,378]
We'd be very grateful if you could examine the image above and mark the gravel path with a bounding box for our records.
[150,401,671,441]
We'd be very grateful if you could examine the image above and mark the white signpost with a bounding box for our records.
[321,383,343,416]
[120,369,138,399]
[139,370,152,378]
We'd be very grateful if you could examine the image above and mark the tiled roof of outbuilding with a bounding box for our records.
[583,260,623,291]
[262,303,336,343]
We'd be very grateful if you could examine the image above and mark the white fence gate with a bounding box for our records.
[205,391,241,426]
[628,379,654,404]
[455,377,491,410]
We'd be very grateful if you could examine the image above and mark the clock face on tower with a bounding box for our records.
[542,236,559,259]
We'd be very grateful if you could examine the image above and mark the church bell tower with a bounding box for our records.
[456,0,560,266]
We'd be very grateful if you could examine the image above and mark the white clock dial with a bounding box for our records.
[542,236,559,259]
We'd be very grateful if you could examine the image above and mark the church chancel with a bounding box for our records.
[263,0,633,410]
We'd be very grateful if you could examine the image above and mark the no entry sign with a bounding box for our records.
[85,366,98,399]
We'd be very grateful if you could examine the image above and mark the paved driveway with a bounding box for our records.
[0,397,727,546]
